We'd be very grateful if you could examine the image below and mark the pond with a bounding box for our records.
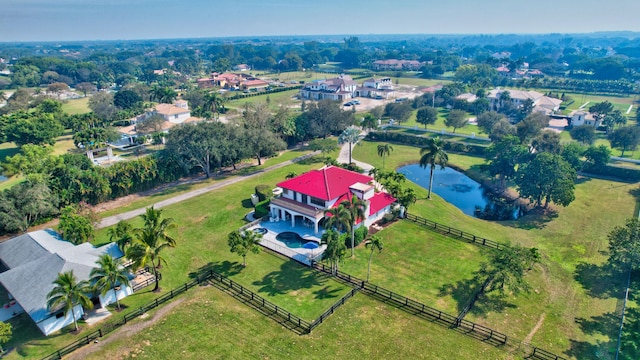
[398,164,524,220]
[0,175,6,183]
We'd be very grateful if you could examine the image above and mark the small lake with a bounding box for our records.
[0,175,6,182]
[398,164,524,220]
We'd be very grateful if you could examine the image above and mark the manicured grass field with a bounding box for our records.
[6,138,636,359]
[352,140,637,358]
[399,108,483,137]
[60,97,90,115]
[340,221,487,314]
[80,289,515,360]
[226,89,301,110]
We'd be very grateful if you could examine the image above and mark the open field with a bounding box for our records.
[60,97,90,115]
[79,289,515,360]
[5,138,637,359]
[226,89,301,111]
[352,140,637,357]
[340,221,486,314]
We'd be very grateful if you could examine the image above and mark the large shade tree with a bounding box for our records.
[515,152,576,208]
[126,207,176,292]
[608,218,640,270]
[46,271,93,332]
[90,254,131,311]
[419,137,448,199]
[474,245,540,296]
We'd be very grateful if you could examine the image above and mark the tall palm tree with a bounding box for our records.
[419,137,448,199]
[324,204,352,234]
[90,254,131,311]
[204,91,222,120]
[365,235,384,282]
[108,220,133,252]
[126,207,176,292]
[321,230,346,275]
[377,143,393,169]
[338,126,361,164]
[342,197,366,257]
[46,271,93,332]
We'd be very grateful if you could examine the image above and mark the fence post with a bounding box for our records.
[99,329,102,337]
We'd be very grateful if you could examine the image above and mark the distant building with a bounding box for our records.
[299,75,358,101]
[487,89,562,116]
[355,77,395,99]
[570,110,601,127]
[233,64,251,72]
[372,59,425,71]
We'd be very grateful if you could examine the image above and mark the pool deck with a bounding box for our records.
[247,221,326,266]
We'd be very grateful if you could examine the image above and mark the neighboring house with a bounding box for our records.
[270,166,396,234]
[117,100,202,144]
[299,75,358,101]
[372,59,425,71]
[0,230,131,335]
[234,64,251,72]
[456,93,478,103]
[487,89,562,116]
[241,79,269,91]
[356,77,395,99]
[570,110,600,127]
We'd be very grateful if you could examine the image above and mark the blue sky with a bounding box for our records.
[1,0,639,42]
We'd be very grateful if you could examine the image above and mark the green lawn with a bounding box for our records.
[352,140,637,358]
[399,108,483,137]
[60,97,90,115]
[340,221,487,314]
[97,148,314,218]
[79,289,516,360]
[226,89,301,111]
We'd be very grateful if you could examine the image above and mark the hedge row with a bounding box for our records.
[366,131,488,156]
[583,163,640,182]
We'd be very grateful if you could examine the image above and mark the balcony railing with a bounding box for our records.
[270,197,324,220]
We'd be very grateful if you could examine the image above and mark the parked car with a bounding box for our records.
[374,95,384,100]
[343,102,353,107]
[352,99,361,105]
[395,97,408,102]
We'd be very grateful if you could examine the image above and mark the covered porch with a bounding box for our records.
[269,196,325,234]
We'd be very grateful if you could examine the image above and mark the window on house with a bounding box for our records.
[174,114,179,119]
[310,197,324,207]
[55,311,64,319]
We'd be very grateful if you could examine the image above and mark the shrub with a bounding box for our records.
[254,200,270,218]
[255,184,272,202]
[354,226,368,247]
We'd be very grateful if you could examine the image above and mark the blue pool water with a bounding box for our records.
[276,232,313,249]
[398,164,523,220]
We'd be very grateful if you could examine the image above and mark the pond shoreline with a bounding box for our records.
[400,162,535,218]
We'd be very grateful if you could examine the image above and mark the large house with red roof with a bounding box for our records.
[270,166,396,234]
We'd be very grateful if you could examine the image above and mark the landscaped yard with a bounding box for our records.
[351,140,638,358]
[340,221,486,314]
[60,97,90,115]
[78,289,514,360]
[5,137,637,360]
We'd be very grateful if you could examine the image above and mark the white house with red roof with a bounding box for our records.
[270,166,396,234]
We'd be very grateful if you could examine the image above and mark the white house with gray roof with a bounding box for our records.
[0,230,131,335]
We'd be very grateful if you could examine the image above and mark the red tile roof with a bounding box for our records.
[368,192,396,216]
[277,166,373,201]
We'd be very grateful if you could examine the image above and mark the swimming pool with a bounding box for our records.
[276,232,315,249]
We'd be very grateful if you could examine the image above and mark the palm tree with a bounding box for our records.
[338,125,361,164]
[377,143,393,169]
[365,235,384,282]
[324,204,352,234]
[321,230,346,275]
[342,197,366,257]
[126,207,176,292]
[46,271,93,332]
[108,220,133,252]
[204,91,222,120]
[90,254,131,311]
[419,137,448,199]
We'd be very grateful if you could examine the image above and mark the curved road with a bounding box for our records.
[98,151,319,229]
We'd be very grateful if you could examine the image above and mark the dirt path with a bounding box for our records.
[524,313,546,343]
[66,297,187,360]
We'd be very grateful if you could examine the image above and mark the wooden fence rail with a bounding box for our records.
[405,213,506,250]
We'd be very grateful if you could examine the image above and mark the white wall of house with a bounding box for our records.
[37,304,84,336]
[364,205,393,227]
[164,112,191,124]
[98,285,133,309]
